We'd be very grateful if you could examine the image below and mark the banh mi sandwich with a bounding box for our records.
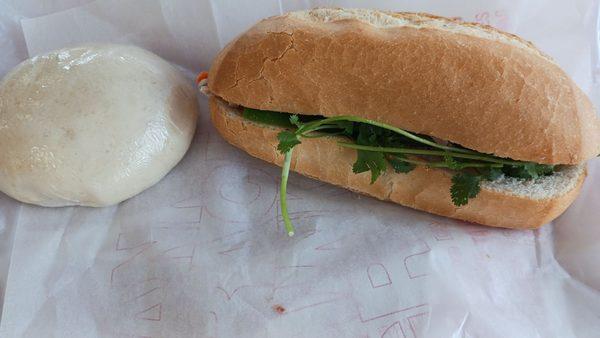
[203,8,600,235]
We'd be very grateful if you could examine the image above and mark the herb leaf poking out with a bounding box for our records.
[289,115,302,128]
[503,163,554,179]
[450,173,482,207]
[444,154,463,170]
[277,131,301,154]
[243,108,294,128]
[480,167,503,181]
[352,125,387,183]
[352,150,387,183]
[388,155,415,173]
[336,120,354,136]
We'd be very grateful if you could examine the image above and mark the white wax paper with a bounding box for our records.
[0,0,599,337]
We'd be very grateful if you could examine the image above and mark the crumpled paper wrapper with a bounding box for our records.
[0,0,599,337]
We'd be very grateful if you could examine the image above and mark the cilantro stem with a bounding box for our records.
[300,126,348,138]
[301,133,340,138]
[338,142,524,166]
[399,158,503,168]
[304,125,346,132]
[297,116,476,154]
[280,149,295,237]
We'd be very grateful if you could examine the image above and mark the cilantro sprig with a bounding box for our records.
[242,108,556,236]
[273,115,358,236]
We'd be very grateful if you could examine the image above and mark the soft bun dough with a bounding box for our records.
[0,44,198,207]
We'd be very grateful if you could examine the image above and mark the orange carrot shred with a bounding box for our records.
[196,71,209,85]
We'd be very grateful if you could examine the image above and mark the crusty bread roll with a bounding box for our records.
[211,96,585,229]
[207,8,600,229]
[0,44,198,207]
[209,8,600,164]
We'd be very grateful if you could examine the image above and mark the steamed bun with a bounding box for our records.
[0,44,198,206]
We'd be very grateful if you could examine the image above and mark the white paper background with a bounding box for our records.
[0,0,599,337]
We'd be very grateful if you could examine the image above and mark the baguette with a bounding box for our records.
[210,96,585,229]
[207,8,599,230]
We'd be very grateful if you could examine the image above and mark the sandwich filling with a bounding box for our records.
[198,74,577,235]
[240,106,570,236]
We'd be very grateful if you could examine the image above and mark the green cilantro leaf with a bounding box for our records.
[479,167,503,181]
[450,173,482,206]
[333,120,354,136]
[289,115,302,128]
[534,164,555,176]
[351,124,388,183]
[503,163,554,179]
[352,150,387,183]
[523,163,542,179]
[443,154,463,170]
[388,155,415,173]
[243,107,294,128]
[277,131,301,154]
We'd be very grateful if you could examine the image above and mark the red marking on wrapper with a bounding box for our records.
[285,297,344,314]
[408,312,429,337]
[215,285,253,300]
[367,263,392,288]
[130,287,161,302]
[380,321,405,338]
[314,237,344,251]
[196,71,208,84]
[217,240,248,255]
[116,232,156,251]
[429,221,453,241]
[136,303,162,321]
[110,245,155,285]
[358,303,428,323]
[404,241,431,279]
[475,11,490,25]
